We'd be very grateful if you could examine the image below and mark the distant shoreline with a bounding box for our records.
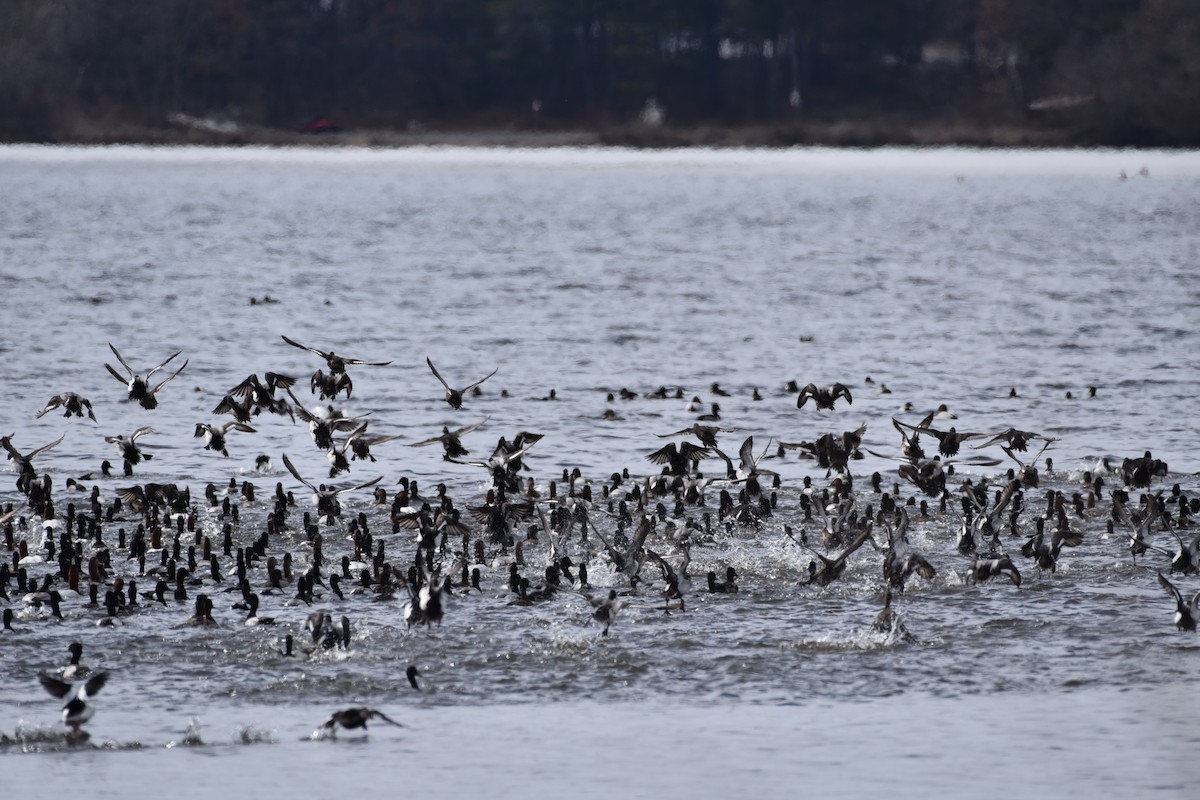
[5,115,1098,150]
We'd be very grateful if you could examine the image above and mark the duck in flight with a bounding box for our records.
[797,382,853,410]
[104,343,188,409]
[105,426,155,473]
[35,392,97,421]
[194,421,256,457]
[409,417,489,460]
[281,335,391,399]
[426,357,498,410]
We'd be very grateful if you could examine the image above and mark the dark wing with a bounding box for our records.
[281,334,329,359]
[450,417,489,438]
[332,475,384,495]
[84,671,110,696]
[282,453,317,492]
[105,361,131,385]
[426,357,452,391]
[1158,571,1182,604]
[462,367,498,393]
[39,673,72,698]
[148,359,188,394]
[27,434,66,459]
[34,395,65,418]
[796,383,818,408]
[146,350,182,379]
[107,343,134,374]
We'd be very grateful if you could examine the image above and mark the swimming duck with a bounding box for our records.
[104,343,187,409]
[35,392,97,421]
[39,670,109,731]
[707,566,739,593]
[426,357,498,410]
[243,593,275,625]
[61,641,91,679]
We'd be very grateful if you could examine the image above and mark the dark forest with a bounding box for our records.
[2,0,1196,145]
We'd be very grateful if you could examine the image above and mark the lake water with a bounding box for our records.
[1,145,1199,797]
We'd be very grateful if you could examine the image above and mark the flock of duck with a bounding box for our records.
[1,336,1192,742]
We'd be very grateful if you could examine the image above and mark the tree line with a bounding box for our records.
[1,0,1196,145]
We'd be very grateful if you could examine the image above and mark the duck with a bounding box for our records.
[61,641,92,679]
[194,421,256,457]
[38,670,110,731]
[281,335,392,400]
[244,593,276,625]
[35,392,97,421]
[585,589,621,636]
[321,707,403,734]
[227,372,296,418]
[287,390,370,450]
[104,343,187,409]
[797,382,852,410]
[706,566,738,593]
[1,433,65,493]
[409,417,489,460]
[968,554,1022,587]
[1157,572,1200,631]
[105,426,155,471]
[893,417,987,458]
[932,403,957,420]
[426,356,498,410]
[646,441,710,476]
[657,423,736,449]
[340,422,401,463]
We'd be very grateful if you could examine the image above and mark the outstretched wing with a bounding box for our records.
[39,673,72,699]
[426,357,452,391]
[462,367,498,393]
[282,452,317,492]
[108,343,134,374]
[281,334,328,359]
